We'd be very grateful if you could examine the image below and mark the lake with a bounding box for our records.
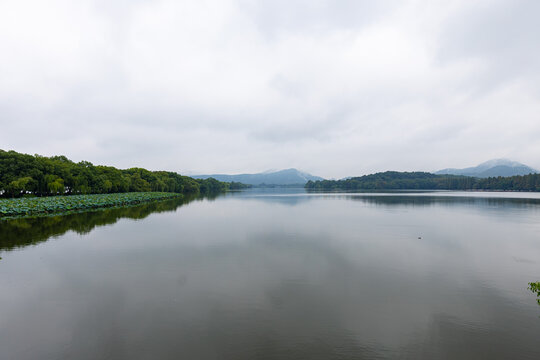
[1,189,540,359]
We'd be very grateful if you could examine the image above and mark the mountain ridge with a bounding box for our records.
[192,168,324,186]
[435,159,538,178]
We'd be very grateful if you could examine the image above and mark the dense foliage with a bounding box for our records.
[0,149,243,198]
[0,192,182,217]
[227,181,253,190]
[529,282,540,306]
[305,171,540,191]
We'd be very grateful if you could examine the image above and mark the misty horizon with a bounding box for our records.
[2,148,537,180]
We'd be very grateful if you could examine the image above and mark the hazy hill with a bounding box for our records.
[192,168,324,186]
[435,159,537,178]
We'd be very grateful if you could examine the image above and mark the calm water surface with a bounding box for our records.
[1,190,540,359]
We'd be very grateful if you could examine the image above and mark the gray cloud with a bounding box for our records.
[437,0,540,92]
[240,0,398,39]
[0,0,539,178]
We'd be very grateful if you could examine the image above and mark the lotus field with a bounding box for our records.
[0,192,182,218]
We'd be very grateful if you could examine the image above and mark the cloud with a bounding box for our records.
[436,0,540,92]
[0,0,539,178]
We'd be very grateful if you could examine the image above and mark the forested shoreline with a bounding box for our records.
[0,150,248,198]
[305,171,540,191]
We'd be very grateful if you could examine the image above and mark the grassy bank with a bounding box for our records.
[0,192,182,218]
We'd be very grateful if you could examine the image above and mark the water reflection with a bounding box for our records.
[341,194,540,208]
[1,190,540,359]
[0,195,200,252]
[4,191,540,253]
[238,189,540,208]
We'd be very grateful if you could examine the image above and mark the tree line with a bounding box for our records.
[305,171,540,191]
[0,149,249,198]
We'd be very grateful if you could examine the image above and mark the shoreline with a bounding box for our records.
[0,192,183,219]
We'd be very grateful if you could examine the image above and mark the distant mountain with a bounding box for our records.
[192,168,324,186]
[435,159,538,178]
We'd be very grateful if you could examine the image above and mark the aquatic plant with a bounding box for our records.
[529,282,540,305]
[0,192,181,218]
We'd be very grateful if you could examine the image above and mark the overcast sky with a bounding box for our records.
[1,0,539,178]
